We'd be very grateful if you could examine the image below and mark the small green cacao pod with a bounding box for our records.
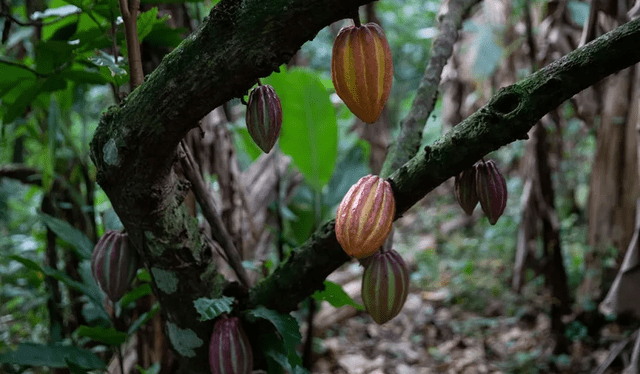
[454,166,479,215]
[91,230,138,302]
[246,84,282,153]
[475,159,508,225]
[209,315,253,374]
[335,174,396,259]
[361,248,409,324]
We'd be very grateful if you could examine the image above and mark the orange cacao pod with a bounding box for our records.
[335,175,395,258]
[331,22,393,123]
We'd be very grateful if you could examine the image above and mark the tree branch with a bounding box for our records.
[380,0,479,177]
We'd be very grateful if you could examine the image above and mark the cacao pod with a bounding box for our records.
[209,315,253,374]
[361,248,409,324]
[454,166,479,215]
[335,174,395,259]
[246,84,282,153]
[91,230,139,302]
[475,159,508,225]
[331,22,393,123]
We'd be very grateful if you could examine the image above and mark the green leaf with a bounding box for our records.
[119,283,152,308]
[144,24,187,48]
[3,80,45,124]
[137,7,159,42]
[128,303,160,335]
[9,255,103,306]
[76,326,127,346]
[88,50,127,76]
[312,280,365,311]
[263,68,338,190]
[245,306,303,369]
[137,362,161,374]
[0,342,105,369]
[193,296,234,321]
[31,5,81,19]
[58,69,109,85]
[40,212,94,259]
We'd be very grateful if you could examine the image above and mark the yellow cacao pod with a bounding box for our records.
[331,22,393,124]
[335,175,396,258]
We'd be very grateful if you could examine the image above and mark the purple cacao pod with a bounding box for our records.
[91,230,138,302]
[475,159,508,225]
[361,249,409,324]
[454,167,478,215]
[246,84,282,153]
[209,315,253,374]
[335,174,396,259]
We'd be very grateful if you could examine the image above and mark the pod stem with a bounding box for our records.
[257,78,263,86]
[351,9,361,27]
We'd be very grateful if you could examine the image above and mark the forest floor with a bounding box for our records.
[309,198,640,374]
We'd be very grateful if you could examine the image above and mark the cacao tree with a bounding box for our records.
[3,0,640,372]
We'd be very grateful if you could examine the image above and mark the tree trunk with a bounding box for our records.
[581,66,640,302]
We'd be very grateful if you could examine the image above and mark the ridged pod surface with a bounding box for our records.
[331,22,393,123]
[246,84,282,153]
[209,315,253,374]
[454,166,479,215]
[335,175,395,258]
[475,160,508,225]
[91,230,138,302]
[361,249,409,324]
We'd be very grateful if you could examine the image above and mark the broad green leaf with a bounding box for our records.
[128,303,160,335]
[312,280,365,311]
[263,68,338,190]
[40,212,94,259]
[193,296,234,321]
[9,255,103,306]
[3,80,45,124]
[88,50,127,76]
[119,283,152,308]
[31,5,81,19]
[245,306,303,369]
[568,0,589,25]
[137,362,161,374]
[58,69,109,85]
[234,126,262,162]
[471,23,502,80]
[137,8,161,42]
[0,342,105,369]
[324,141,370,208]
[76,326,127,346]
[145,24,187,48]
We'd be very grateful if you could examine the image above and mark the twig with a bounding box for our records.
[116,0,143,89]
[177,141,251,288]
[380,0,480,177]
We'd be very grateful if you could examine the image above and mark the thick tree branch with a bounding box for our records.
[380,0,479,177]
[249,17,640,312]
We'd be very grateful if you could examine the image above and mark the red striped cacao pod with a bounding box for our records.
[246,84,282,153]
[475,160,508,225]
[331,22,393,123]
[335,174,395,259]
[454,166,479,215]
[361,248,409,324]
[91,230,138,302]
[209,315,253,374]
